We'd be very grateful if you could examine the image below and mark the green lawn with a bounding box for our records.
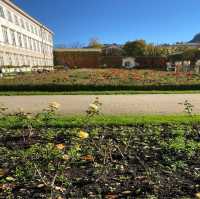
[1,90,200,95]
[1,115,200,128]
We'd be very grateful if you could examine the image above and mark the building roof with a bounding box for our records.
[171,42,200,47]
[2,0,53,34]
[54,48,102,52]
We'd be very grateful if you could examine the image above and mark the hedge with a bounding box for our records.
[0,83,200,92]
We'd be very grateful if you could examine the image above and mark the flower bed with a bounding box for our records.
[0,124,200,198]
[0,69,200,92]
[0,99,200,198]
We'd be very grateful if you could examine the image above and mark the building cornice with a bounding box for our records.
[2,0,53,35]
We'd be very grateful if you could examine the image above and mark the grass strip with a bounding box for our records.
[0,90,200,96]
[1,115,200,128]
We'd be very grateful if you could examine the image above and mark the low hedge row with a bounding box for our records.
[0,83,200,92]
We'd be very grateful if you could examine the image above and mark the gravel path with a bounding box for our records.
[0,94,200,115]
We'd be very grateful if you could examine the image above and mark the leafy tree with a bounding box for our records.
[183,49,200,61]
[168,49,200,62]
[123,40,146,57]
[145,44,168,57]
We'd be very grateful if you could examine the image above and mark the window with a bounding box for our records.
[23,35,27,49]
[0,55,4,67]
[28,37,32,50]
[37,28,40,36]
[31,25,34,33]
[16,55,19,66]
[37,41,40,52]
[26,22,30,31]
[10,29,16,46]
[38,29,42,37]
[2,26,9,44]
[33,39,36,51]
[35,40,38,52]
[22,55,25,66]
[14,15,19,25]
[0,6,5,18]
[20,18,25,28]
[34,27,37,35]
[17,32,22,47]
[48,33,52,42]
[7,10,12,22]
[7,54,12,66]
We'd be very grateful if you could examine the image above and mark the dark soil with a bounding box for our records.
[0,125,200,199]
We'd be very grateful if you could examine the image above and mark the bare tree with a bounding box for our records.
[67,42,85,48]
[88,37,103,49]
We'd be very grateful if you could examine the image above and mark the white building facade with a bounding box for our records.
[0,0,53,70]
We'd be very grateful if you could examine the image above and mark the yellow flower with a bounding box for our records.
[89,103,98,111]
[75,144,81,151]
[55,143,65,150]
[78,131,89,139]
[0,168,6,177]
[62,154,70,161]
[6,176,15,182]
[0,106,7,111]
[49,102,60,109]
[196,193,200,199]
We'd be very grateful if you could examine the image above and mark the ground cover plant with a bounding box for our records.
[0,69,200,92]
[0,100,200,198]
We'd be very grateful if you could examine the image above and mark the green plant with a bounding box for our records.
[179,100,194,116]
[0,103,7,117]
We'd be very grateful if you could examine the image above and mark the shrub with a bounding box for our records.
[0,83,200,92]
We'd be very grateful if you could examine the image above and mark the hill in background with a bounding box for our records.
[190,33,200,43]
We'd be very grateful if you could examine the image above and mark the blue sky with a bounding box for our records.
[13,0,200,46]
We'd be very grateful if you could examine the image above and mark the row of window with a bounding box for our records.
[1,26,53,55]
[0,4,52,43]
[0,53,53,67]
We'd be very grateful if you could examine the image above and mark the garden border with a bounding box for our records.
[1,83,200,92]
[1,115,200,128]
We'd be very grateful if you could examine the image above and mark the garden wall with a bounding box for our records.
[136,57,167,69]
[54,49,169,69]
[100,56,123,67]
[54,51,101,68]
[54,50,123,68]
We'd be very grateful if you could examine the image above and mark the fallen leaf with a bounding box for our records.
[81,155,94,161]
[122,190,131,195]
[135,176,148,181]
[0,183,15,190]
[37,184,45,188]
[57,196,64,199]
[105,194,118,199]
[0,168,6,177]
[54,186,66,192]
[55,143,65,150]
